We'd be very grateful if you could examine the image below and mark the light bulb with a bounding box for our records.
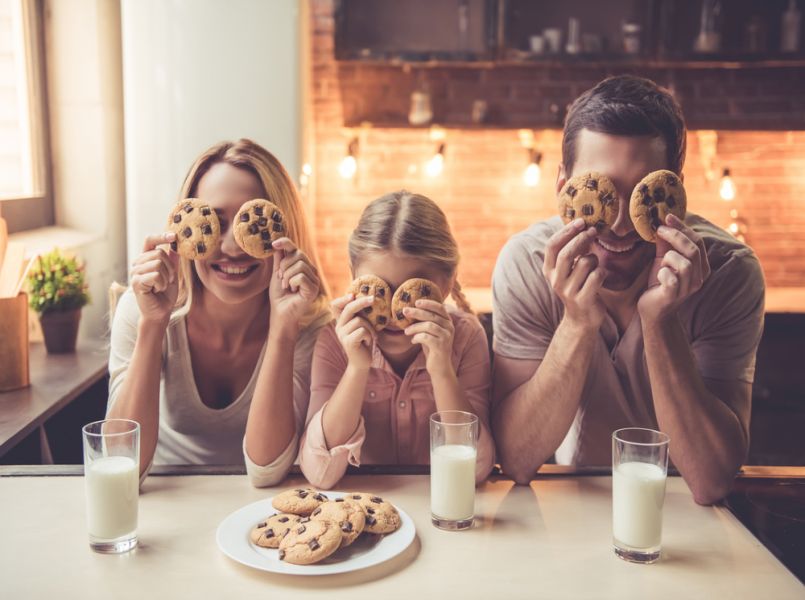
[523,162,541,187]
[719,168,736,201]
[425,144,445,177]
[302,163,313,176]
[338,155,357,179]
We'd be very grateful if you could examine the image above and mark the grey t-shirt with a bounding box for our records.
[492,214,765,465]
[108,288,329,484]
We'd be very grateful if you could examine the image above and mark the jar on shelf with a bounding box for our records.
[622,22,642,55]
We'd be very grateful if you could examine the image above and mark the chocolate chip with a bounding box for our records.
[366,507,375,514]
[201,207,211,216]
[183,227,192,238]
[239,212,250,222]
[665,195,676,209]
[254,206,264,216]
[335,498,345,503]
[352,495,361,500]
[308,539,320,551]
[278,516,289,523]
[196,242,206,254]
[341,522,353,532]
[649,206,659,219]
[257,217,268,227]
[314,493,328,501]
[201,224,212,235]
[173,214,182,223]
[278,549,285,560]
[581,204,594,216]
[421,285,431,296]
[371,496,383,503]
[377,287,385,297]
[297,525,306,534]
[377,315,387,325]
[263,242,272,251]
[600,191,615,206]
[565,207,576,219]
[261,230,270,240]
[170,241,178,252]
[366,515,376,526]
[360,285,370,294]
[639,184,649,195]
[248,223,259,235]
[272,222,283,232]
[271,210,281,222]
[184,204,193,213]
[257,522,266,529]
[298,491,308,498]
[585,178,598,191]
[363,307,373,314]
[594,220,607,230]
[641,193,653,206]
[652,188,666,203]
[401,291,411,302]
[566,185,577,197]
[396,311,404,320]
[264,528,275,538]
[312,507,321,517]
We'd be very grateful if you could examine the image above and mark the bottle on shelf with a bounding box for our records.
[781,0,801,53]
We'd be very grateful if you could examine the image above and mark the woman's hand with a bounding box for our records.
[129,232,180,326]
[403,299,456,378]
[268,238,321,331]
[331,293,375,370]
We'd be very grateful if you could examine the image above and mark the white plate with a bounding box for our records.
[216,491,416,575]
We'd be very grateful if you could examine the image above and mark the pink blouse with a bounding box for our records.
[299,307,495,489]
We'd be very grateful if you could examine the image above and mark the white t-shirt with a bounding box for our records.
[108,288,330,486]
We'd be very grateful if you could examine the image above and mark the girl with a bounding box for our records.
[300,191,494,489]
[108,139,331,486]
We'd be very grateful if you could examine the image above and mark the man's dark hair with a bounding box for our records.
[562,75,687,175]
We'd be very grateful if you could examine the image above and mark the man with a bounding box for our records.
[492,75,764,504]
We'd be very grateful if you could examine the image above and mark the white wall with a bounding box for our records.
[121,0,303,263]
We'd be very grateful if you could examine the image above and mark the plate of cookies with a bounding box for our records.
[216,488,416,575]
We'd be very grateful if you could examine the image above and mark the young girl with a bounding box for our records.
[299,191,494,489]
[108,139,331,486]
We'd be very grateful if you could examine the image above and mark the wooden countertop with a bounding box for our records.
[0,470,801,598]
[0,339,108,456]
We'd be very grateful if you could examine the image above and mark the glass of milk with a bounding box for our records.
[429,410,478,530]
[82,419,140,553]
[612,427,670,564]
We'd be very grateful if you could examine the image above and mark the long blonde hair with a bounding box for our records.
[348,191,472,314]
[173,139,330,327]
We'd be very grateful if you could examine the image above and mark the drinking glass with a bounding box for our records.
[430,410,478,530]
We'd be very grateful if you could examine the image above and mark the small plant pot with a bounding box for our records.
[39,308,81,354]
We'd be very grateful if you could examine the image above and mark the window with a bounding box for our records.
[0,0,51,231]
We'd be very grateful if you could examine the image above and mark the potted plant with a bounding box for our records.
[27,249,90,354]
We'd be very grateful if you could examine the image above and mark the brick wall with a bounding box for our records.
[309,0,805,295]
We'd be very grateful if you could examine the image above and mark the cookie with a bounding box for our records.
[345,492,401,534]
[348,275,392,331]
[233,199,286,258]
[278,518,342,565]
[629,170,687,243]
[310,499,366,547]
[390,278,444,329]
[167,198,221,259]
[271,488,329,516]
[249,513,302,549]
[557,171,619,233]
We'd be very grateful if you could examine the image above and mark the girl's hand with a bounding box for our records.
[269,238,321,331]
[403,299,456,378]
[129,232,180,326]
[331,293,375,370]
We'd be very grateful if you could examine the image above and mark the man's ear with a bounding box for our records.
[556,163,568,196]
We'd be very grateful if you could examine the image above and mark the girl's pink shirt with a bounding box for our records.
[299,306,495,489]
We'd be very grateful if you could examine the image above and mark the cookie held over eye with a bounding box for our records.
[629,170,687,243]
[167,198,221,259]
[557,171,619,233]
[391,278,444,329]
[347,274,392,331]
[233,199,287,258]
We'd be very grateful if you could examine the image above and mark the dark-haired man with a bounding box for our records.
[491,75,764,504]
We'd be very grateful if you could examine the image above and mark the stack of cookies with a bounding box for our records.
[250,488,402,566]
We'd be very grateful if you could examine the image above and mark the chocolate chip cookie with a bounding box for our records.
[271,488,329,516]
[167,198,221,259]
[249,513,302,549]
[278,518,342,565]
[233,199,286,258]
[345,492,402,534]
[348,274,392,331]
[310,499,366,547]
[390,278,444,329]
[557,171,619,233]
[629,169,687,242]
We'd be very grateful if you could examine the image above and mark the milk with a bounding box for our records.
[430,444,476,520]
[85,455,139,540]
[612,461,666,550]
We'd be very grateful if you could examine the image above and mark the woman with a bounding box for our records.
[108,139,331,486]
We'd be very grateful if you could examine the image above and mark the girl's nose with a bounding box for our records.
[219,223,242,256]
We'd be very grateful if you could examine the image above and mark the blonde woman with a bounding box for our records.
[299,191,495,489]
[108,139,331,486]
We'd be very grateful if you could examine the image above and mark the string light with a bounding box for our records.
[299,163,312,187]
[719,167,736,201]
[523,150,542,187]
[425,143,445,177]
[338,137,358,179]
